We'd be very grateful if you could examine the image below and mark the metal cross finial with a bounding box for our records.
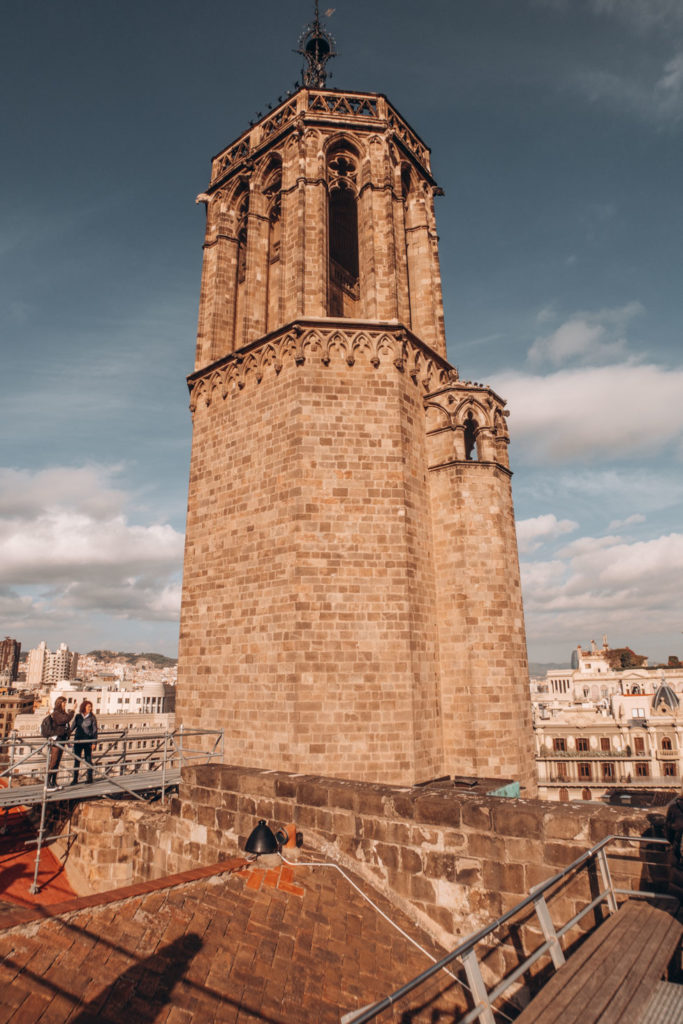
[296,1,337,88]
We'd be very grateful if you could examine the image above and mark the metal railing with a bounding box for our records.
[342,834,673,1024]
[0,726,224,894]
[1,725,223,791]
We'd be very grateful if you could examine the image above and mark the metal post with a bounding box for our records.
[178,723,184,770]
[121,735,127,777]
[461,949,496,1024]
[30,740,53,895]
[533,894,566,969]
[8,730,17,789]
[596,846,618,914]
[161,731,168,803]
[220,728,225,761]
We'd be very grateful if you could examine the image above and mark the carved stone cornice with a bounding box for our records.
[187,319,458,412]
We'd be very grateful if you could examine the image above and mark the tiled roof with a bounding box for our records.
[0,857,461,1023]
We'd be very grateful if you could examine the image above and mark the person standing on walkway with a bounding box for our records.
[46,696,74,791]
[72,699,98,785]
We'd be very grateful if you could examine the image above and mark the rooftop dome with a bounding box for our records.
[653,683,679,711]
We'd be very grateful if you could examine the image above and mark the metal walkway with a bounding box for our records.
[0,726,223,893]
[0,768,182,808]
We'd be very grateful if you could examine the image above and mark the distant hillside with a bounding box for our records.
[87,650,177,668]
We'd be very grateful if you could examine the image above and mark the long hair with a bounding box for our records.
[79,699,93,715]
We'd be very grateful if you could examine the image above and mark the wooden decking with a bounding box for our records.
[516,899,683,1024]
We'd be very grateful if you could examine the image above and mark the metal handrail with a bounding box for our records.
[0,727,223,785]
[0,726,224,895]
[343,834,672,1024]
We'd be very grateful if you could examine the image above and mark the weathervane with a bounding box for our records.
[296,1,337,88]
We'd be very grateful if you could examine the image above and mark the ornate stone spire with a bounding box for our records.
[296,1,337,88]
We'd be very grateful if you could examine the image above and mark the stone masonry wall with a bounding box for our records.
[178,338,445,785]
[61,765,669,980]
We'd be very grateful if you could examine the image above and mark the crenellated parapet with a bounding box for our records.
[424,380,511,472]
[187,319,456,412]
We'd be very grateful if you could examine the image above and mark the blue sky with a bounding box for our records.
[1,0,681,665]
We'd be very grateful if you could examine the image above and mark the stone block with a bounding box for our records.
[542,842,584,869]
[423,852,457,882]
[543,810,590,842]
[296,781,330,809]
[455,858,482,886]
[461,800,492,831]
[413,795,461,828]
[400,847,422,873]
[375,843,399,870]
[482,860,524,895]
[491,803,541,839]
[191,763,224,789]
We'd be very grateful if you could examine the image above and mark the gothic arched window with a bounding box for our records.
[327,148,359,317]
[263,164,282,332]
[233,182,250,347]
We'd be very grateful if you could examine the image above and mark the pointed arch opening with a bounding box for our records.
[263,159,283,332]
[233,181,250,349]
[327,145,360,317]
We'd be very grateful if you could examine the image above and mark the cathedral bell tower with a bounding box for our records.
[177,7,536,792]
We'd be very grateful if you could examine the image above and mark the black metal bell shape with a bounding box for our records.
[245,820,279,855]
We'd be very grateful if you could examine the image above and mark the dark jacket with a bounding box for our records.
[665,796,683,861]
[50,707,74,740]
[73,712,98,742]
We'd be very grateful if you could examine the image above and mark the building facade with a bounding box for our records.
[0,637,21,683]
[26,641,79,690]
[176,17,535,790]
[0,689,35,742]
[533,639,683,800]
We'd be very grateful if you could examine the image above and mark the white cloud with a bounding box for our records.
[0,466,184,633]
[521,530,683,660]
[608,513,646,530]
[493,361,683,462]
[589,0,683,34]
[516,514,578,554]
[0,465,127,519]
[576,50,683,124]
[527,302,643,368]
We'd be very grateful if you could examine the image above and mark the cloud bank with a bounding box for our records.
[0,465,184,646]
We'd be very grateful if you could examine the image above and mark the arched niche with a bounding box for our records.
[326,140,360,317]
[262,157,283,332]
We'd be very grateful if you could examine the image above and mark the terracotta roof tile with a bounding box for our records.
[0,859,464,1022]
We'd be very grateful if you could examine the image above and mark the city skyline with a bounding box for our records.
[1,0,681,662]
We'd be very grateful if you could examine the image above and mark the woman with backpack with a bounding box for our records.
[72,699,98,785]
[45,696,74,791]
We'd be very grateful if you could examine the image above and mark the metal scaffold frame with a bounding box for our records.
[0,726,224,894]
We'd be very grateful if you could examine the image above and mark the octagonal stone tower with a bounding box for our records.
[176,61,535,791]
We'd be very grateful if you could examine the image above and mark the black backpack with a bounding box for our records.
[40,714,53,738]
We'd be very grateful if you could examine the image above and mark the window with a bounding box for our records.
[553,737,566,753]
[664,763,676,777]
[635,762,649,778]
[602,762,615,780]
[600,737,611,752]
[662,737,673,751]
[578,762,592,780]
[632,708,646,719]
[576,737,589,752]
[556,762,568,780]
[634,737,645,754]
[327,150,359,317]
